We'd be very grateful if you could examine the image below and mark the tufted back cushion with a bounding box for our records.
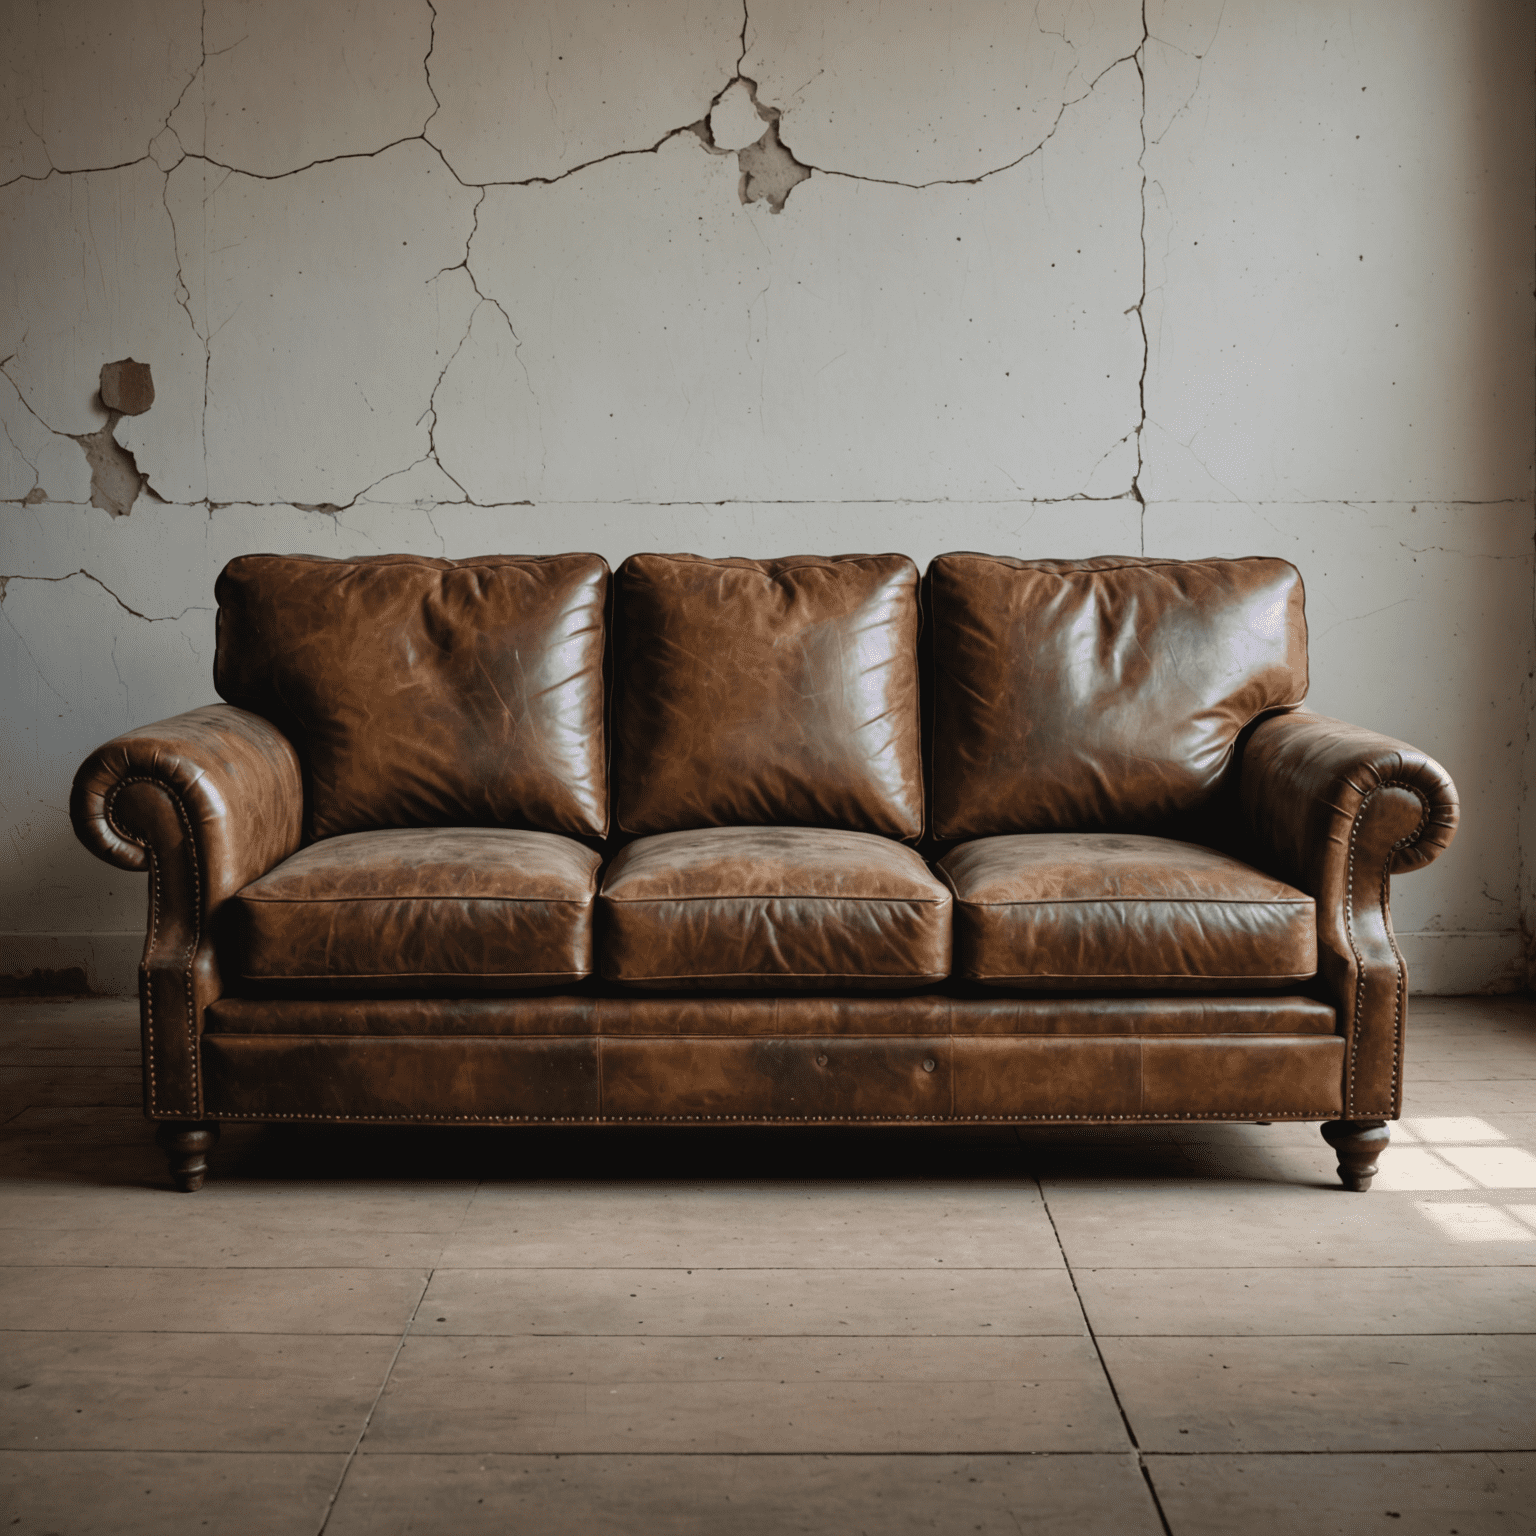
[612,553,924,838]
[214,552,609,840]
[928,553,1308,839]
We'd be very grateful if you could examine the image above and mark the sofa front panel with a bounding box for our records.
[214,552,609,839]
[598,827,951,990]
[602,1037,954,1120]
[612,553,924,837]
[941,833,1316,991]
[232,827,601,991]
[205,992,1337,1038]
[199,1031,1344,1123]
[928,554,1308,838]
[952,1036,1343,1120]
[202,1035,600,1121]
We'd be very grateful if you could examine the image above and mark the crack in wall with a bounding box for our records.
[1133,2,1150,550]
[0,570,211,624]
[2,0,1157,512]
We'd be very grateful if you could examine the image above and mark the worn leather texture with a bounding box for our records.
[940,832,1317,991]
[205,993,1337,1037]
[233,827,601,991]
[599,826,952,990]
[214,552,609,839]
[612,553,924,837]
[928,554,1309,838]
[70,704,304,1116]
[1238,711,1459,1119]
[201,1031,1343,1123]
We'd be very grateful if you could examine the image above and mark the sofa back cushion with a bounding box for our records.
[928,554,1307,839]
[613,553,924,838]
[214,552,609,839]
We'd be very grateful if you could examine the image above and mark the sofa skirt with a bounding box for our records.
[198,993,1344,1125]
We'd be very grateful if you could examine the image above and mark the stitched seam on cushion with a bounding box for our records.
[106,776,200,1117]
[945,553,1284,577]
[952,896,1313,908]
[606,969,952,982]
[240,969,589,981]
[964,970,1317,982]
[602,893,951,905]
[200,1109,1342,1124]
[239,894,596,906]
[1343,779,1430,1117]
[635,552,909,577]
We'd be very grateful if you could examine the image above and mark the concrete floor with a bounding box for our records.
[0,996,1532,1535]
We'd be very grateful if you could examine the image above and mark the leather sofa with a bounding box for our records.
[69,550,1459,1193]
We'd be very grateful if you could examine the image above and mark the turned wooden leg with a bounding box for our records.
[1320,1118,1389,1192]
[155,1121,220,1192]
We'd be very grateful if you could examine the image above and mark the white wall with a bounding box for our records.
[2,0,1532,994]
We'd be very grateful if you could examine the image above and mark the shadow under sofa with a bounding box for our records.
[68,550,1459,1193]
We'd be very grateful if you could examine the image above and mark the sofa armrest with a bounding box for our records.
[71,704,304,1118]
[1238,710,1459,1119]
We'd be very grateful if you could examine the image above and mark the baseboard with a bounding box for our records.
[0,929,1525,1001]
[0,933,142,996]
[1395,931,1526,995]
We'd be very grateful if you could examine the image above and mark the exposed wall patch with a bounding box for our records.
[737,117,811,213]
[70,362,155,517]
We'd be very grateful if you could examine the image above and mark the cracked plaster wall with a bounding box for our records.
[1,0,1532,993]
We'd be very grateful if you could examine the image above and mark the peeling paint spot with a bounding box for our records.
[692,75,811,214]
[738,116,811,213]
[71,415,147,518]
[22,487,47,505]
[707,78,766,152]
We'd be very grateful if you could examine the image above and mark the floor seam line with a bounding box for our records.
[1035,1172,1175,1536]
[314,1265,434,1535]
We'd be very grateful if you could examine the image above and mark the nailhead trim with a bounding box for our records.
[1343,780,1429,1118]
[201,1108,1339,1125]
[107,776,202,1118]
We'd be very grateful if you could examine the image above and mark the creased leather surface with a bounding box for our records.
[204,1035,599,1121]
[929,554,1308,838]
[613,554,924,837]
[214,552,609,839]
[599,826,952,990]
[954,1036,1343,1119]
[234,827,600,990]
[200,1031,1343,1123]
[940,832,1316,991]
[70,704,304,1117]
[206,993,1337,1038]
[1239,711,1459,1118]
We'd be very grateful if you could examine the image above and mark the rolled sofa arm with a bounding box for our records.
[1238,711,1459,1119]
[71,704,304,1118]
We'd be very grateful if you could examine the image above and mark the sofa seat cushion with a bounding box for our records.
[940,833,1315,992]
[599,826,952,991]
[233,828,601,992]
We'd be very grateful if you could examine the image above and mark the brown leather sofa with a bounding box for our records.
[69,551,1459,1193]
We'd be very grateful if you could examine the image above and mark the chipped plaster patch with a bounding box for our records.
[71,416,147,518]
[707,80,768,152]
[737,118,811,213]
